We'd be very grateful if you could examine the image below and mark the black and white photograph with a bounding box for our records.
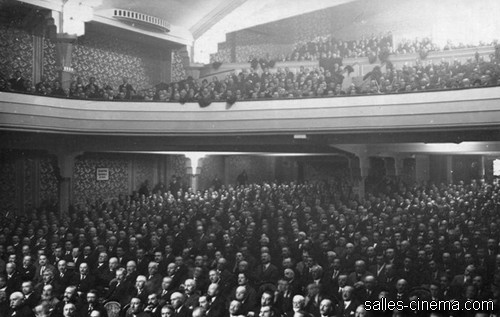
[0,0,500,316]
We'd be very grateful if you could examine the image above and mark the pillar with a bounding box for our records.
[54,37,76,90]
[184,154,205,193]
[446,155,453,184]
[394,156,405,177]
[48,0,103,89]
[415,154,431,184]
[358,154,370,200]
[56,152,78,216]
[479,156,486,179]
[349,154,369,200]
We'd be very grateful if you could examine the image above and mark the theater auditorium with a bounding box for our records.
[0,0,500,316]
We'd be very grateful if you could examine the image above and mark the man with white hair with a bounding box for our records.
[132,275,148,304]
[9,291,33,317]
[290,295,305,315]
[145,262,162,294]
[183,278,200,310]
[170,292,191,317]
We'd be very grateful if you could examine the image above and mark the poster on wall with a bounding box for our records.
[96,168,109,181]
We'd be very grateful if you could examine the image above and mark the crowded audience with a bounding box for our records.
[0,173,499,317]
[212,34,497,65]
[1,43,500,107]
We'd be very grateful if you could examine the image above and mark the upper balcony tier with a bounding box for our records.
[1,86,499,136]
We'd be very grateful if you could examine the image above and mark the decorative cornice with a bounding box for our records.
[111,8,170,33]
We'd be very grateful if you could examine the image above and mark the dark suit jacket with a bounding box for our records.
[145,274,162,295]
[336,300,361,317]
[72,274,96,294]
[206,295,226,317]
[130,288,148,305]
[54,271,74,294]
[254,263,280,286]
[5,272,21,295]
[274,291,293,316]
[33,264,56,284]
[80,303,108,317]
[8,303,34,317]
[105,280,131,306]
[173,305,191,317]
[24,292,41,309]
[18,265,36,282]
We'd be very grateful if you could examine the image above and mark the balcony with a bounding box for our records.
[1,86,499,136]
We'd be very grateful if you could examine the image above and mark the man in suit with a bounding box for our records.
[55,260,74,296]
[21,281,41,309]
[105,268,130,306]
[254,253,280,288]
[131,275,148,305]
[319,299,336,317]
[34,269,61,298]
[5,262,20,296]
[19,255,36,282]
[205,283,226,317]
[127,297,150,317]
[143,293,161,317]
[183,279,200,310]
[34,254,56,284]
[157,277,175,307]
[73,262,96,296]
[145,262,162,295]
[9,71,26,91]
[170,292,191,317]
[335,286,360,317]
[53,286,82,317]
[231,285,256,316]
[80,290,107,317]
[8,292,34,317]
[274,279,293,316]
[71,248,83,269]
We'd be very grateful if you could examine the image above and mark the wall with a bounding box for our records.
[224,156,276,186]
[0,150,59,214]
[0,25,34,84]
[302,157,350,181]
[451,155,482,184]
[70,30,163,91]
[199,155,225,190]
[171,50,187,83]
[275,157,299,183]
[0,23,172,90]
[429,156,449,185]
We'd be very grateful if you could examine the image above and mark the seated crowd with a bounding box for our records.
[1,175,500,317]
[213,33,497,65]
[2,50,500,106]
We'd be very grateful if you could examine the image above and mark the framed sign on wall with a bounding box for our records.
[96,168,109,181]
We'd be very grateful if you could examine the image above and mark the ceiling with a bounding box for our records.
[94,0,355,40]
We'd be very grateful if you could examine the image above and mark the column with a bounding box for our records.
[358,154,370,200]
[479,156,486,179]
[350,154,369,200]
[446,156,453,184]
[184,154,205,193]
[394,156,405,177]
[384,157,396,176]
[56,152,78,216]
[54,37,76,90]
[415,154,431,184]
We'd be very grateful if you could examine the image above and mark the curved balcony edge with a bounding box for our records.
[0,88,500,136]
